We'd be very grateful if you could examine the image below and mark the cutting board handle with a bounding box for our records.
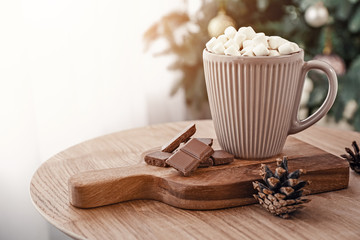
[68,164,161,208]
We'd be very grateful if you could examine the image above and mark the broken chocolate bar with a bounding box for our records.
[181,138,214,160]
[211,150,234,165]
[144,151,172,167]
[166,138,215,176]
[195,138,213,146]
[161,124,196,153]
[199,158,214,168]
[166,151,200,176]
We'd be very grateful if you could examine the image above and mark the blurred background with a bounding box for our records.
[0,0,359,239]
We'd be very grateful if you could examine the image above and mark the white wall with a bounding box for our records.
[0,0,188,239]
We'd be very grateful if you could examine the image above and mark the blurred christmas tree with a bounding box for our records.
[144,0,360,129]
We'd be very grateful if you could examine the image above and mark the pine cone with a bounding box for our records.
[340,141,360,174]
[252,156,311,219]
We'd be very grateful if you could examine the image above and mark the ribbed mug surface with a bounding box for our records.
[203,50,304,159]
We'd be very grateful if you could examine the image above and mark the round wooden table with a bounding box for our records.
[30,120,360,239]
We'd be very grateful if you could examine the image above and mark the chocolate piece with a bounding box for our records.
[199,158,214,168]
[166,139,215,176]
[144,151,172,167]
[195,138,213,146]
[166,151,200,176]
[181,138,214,160]
[161,124,196,153]
[211,150,234,165]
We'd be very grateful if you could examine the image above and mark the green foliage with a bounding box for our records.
[144,0,360,128]
[349,6,360,33]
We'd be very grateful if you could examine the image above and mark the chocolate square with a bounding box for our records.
[181,138,214,160]
[144,151,172,167]
[211,150,234,165]
[161,124,196,153]
[199,158,214,168]
[195,138,213,146]
[166,151,200,176]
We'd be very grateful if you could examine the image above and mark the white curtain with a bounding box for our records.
[0,0,191,239]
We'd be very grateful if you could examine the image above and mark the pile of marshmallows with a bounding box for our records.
[206,26,300,57]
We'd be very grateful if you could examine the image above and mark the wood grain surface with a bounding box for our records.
[30,120,360,240]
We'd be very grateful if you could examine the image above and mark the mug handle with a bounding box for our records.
[288,60,338,135]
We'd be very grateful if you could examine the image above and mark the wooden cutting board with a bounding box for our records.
[68,136,349,210]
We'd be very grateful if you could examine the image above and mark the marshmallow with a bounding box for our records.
[268,50,280,56]
[239,26,256,40]
[278,42,300,55]
[252,43,270,56]
[224,45,241,56]
[224,26,237,39]
[242,50,255,56]
[238,26,247,33]
[217,35,228,44]
[292,42,300,51]
[206,26,301,57]
[206,37,218,52]
[224,39,239,49]
[246,27,257,39]
[268,36,288,50]
[242,40,255,48]
[212,42,225,54]
[233,32,246,46]
[240,46,253,54]
[252,35,269,48]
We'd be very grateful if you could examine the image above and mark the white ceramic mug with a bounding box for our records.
[203,49,337,159]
